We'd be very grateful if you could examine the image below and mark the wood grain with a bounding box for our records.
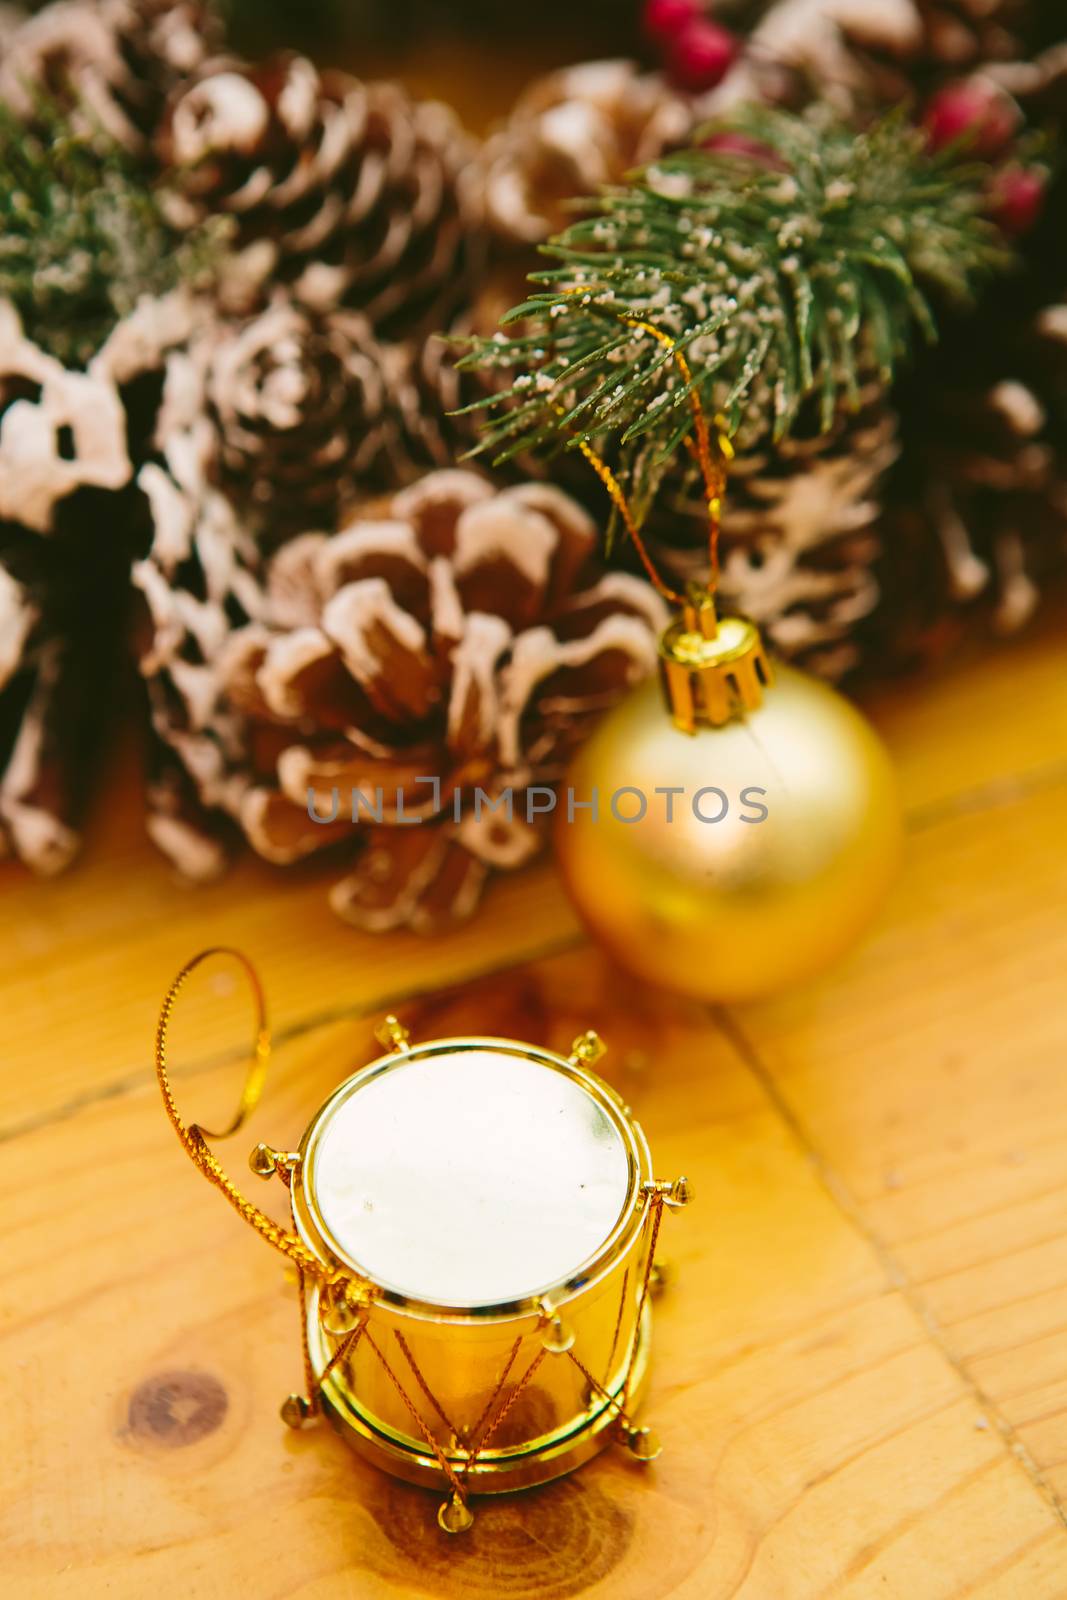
[6,957,1065,1600]
[0,739,580,1140]
[734,644,1067,1525]
[4,605,1067,1596]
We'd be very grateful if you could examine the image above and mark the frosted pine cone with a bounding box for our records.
[707,0,921,114]
[0,0,219,156]
[0,554,60,869]
[651,376,899,679]
[158,53,483,338]
[0,302,131,531]
[916,1,1028,76]
[133,467,666,929]
[144,290,466,551]
[0,624,104,875]
[198,296,418,544]
[707,0,1030,115]
[0,299,148,870]
[880,289,1067,649]
[0,6,23,53]
[481,59,692,245]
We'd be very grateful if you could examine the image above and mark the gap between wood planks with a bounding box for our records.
[6,753,1067,1153]
[714,1002,1067,1536]
[9,752,1067,1543]
[0,928,586,1147]
[905,756,1067,834]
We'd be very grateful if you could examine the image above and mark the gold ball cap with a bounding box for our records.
[660,611,761,670]
[658,588,771,733]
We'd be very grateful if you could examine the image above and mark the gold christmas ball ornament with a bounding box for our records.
[555,590,902,1004]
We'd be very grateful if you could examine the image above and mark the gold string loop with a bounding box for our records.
[551,401,683,604]
[154,947,341,1286]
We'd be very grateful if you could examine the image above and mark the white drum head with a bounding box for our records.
[305,1045,633,1308]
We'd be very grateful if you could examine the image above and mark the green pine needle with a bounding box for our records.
[0,99,227,369]
[460,106,1014,513]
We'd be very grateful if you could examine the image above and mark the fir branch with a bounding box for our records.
[0,100,227,369]
[459,106,1014,513]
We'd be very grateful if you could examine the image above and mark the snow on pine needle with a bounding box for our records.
[458,106,1013,524]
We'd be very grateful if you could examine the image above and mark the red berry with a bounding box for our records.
[987,164,1047,236]
[923,79,1020,160]
[670,19,739,93]
[643,0,702,43]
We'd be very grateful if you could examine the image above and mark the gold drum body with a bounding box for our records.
[290,1035,655,1493]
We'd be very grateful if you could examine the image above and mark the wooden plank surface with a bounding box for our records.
[3,597,1067,1598]
[0,743,579,1141]
[5,960,1065,1600]
[736,716,1067,1519]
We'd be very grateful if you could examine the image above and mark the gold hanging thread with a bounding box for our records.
[550,295,770,732]
[154,947,336,1285]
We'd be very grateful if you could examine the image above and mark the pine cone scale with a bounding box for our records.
[160,53,481,340]
[136,462,665,927]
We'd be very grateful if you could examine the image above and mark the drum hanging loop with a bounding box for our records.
[154,947,360,1290]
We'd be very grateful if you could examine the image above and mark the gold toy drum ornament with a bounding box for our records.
[155,949,691,1533]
